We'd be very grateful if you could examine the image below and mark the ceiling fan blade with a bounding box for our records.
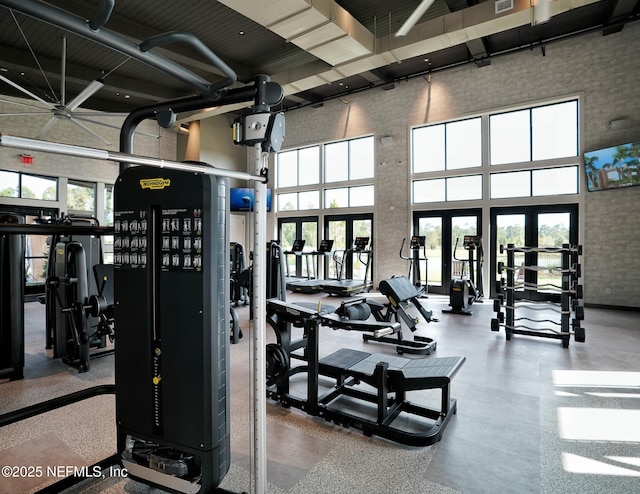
[36,116,59,138]
[66,79,104,112]
[395,0,436,37]
[0,112,53,117]
[68,117,111,145]
[73,111,129,118]
[74,115,158,138]
[0,74,56,108]
[0,97,52,111]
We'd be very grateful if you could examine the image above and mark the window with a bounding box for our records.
[0,170,19,197]
[411,99,580,205]
[104,185,114,225]
[490,100,578,165]
[324,136,374,182]
[490,166,578,199]
[275,135,375,213]
[277,146,320,188]
[413,176,482,203]
[22,174,57,200]
[276,190,320,212]
[532,166,578,196]
[67,180,96,213]
[413,117,481,173]
[325,185,374,208]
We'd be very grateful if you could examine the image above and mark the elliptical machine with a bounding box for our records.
[443,235,484,316]
[399,235,428,296]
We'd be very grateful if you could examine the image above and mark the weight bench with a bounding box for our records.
[318,348,465,446]
[365,275,438,355]
[266,298,465,446]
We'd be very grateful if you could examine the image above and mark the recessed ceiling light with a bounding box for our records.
[124,95,130,99]
[239,31,245,35]
[0,67,8,72]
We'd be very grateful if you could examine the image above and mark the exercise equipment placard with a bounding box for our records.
[113,210,148,269]
[113,208,204,272]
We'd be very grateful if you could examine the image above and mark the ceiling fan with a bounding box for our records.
[0,16,125,145]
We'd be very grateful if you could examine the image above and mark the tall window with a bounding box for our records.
[275,135,375,212]
[411,99,580,204]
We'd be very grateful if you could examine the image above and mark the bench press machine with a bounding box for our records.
[266,298,465,446]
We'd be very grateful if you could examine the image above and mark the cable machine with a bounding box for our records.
[0,2,284,492]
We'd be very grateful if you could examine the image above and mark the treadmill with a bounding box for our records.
[321,237,373,296]
[289,239,334,294]
[284,239,314,290]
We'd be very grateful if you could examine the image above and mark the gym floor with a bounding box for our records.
[1,292,639,494]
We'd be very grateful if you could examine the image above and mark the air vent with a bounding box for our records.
[495,0,514,14]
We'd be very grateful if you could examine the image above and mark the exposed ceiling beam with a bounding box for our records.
[603,0,638,35]
[177,0,603,123]
[218,0,375,66]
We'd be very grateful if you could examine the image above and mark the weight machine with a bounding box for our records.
[265,297,465,447]
[0,1,284,490]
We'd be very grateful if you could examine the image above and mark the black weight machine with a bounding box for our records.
[0,212,115,375]
[443,235,484,316]
[399,235,428,296]
[363,275,438,355]
[44,214,114,372]
[265,297,465,447]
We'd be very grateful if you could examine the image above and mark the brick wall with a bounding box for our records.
[280,23,640,308]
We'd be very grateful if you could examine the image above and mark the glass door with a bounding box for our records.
[278,216,318,278]
[490,205,578,300]
[325,214,373,281]
[414,210,481,295]
[417,216,442,292]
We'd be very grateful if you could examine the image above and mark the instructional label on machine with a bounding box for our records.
[160,208,203,273]
[114,210,148,269]
[113,208,203,272]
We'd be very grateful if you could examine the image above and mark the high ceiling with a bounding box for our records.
[0,0,638,123]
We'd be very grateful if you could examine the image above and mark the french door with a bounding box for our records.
[413,209,481,296]
[324,214,373,280]
[277,216,318,278]
[490,204,578,301]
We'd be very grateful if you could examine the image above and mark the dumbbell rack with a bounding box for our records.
[492,243,585,348]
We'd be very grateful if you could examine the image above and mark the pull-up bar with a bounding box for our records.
[0,134,267,184]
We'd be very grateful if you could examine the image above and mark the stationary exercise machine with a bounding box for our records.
[399,235,428,296]
[0,212,25,381]
[44,215,109,371]
[364,275,438,355]
[0,2,283,492]
[443,235,484,316]
[265,297,465,446]
[114,164,234,492]
[288,239,334,294]
[321,236,373,296]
